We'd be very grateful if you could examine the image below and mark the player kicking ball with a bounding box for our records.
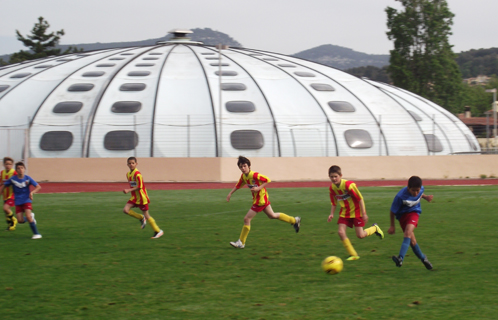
[0,161,42,239]
[226,156,301,248]
[122,157,163,239]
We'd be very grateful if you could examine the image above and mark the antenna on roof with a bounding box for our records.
[157,29,203,45]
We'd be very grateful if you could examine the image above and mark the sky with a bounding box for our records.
[1,0,497,56]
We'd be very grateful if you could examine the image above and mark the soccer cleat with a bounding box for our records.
[151,230,164,239]
[346,255,360,261]
[31,234,42,239]
[392,255,403,267]
[230,239,245,249]
[293,216,301,233]
[422,256,433,270]
[140,217,147,229]
[373,223,384,239]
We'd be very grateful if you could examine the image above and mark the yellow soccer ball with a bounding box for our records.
[321,256,344,275]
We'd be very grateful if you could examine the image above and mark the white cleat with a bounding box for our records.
[151,230,164,239]
[32,234,42,239]
[230,239,245,249]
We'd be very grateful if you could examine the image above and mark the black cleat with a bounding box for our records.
[422,256,433,270]
[392,255,403,267]
[293,216,301,233]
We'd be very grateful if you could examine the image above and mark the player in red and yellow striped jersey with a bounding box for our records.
[1,157,18,231]
[122,157,163,239]
[327,165,384,260]
[226,156,301,248]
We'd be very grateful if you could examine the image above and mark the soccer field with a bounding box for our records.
[0,186,497,319]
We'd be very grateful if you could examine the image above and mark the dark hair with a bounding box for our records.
[408,176,422,189]
[3,157,14,164]
[15,161,25,170]
[127,157,137,163]
[237,156,251,168]
[328,165,342,176]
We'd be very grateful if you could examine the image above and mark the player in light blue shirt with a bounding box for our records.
[0,162,42,239]
[388,176,433,270]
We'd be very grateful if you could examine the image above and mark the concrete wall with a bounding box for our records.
[27,155,496,182]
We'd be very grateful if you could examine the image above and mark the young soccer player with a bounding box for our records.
[122,157,163,239]
[389,176,433,270]
[1,157,18,231]
[0,161,42,239]
[327,165,384,260]
[226,156,301,248]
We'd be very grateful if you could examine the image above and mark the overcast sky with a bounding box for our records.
[1,0,497,56]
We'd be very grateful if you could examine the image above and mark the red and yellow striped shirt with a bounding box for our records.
[235,170,271,206]
[1,169,16,201]
[329,179,363,218]
[126,168,150,205]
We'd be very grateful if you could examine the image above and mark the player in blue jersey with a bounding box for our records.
[388,176,433,269]
[0,162,42,239]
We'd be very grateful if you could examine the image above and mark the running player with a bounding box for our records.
[122,157,163,239]
[1,157,18,230]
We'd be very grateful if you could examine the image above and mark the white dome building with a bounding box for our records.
[0,31,479,160]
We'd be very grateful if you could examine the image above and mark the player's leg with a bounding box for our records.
[24,208,41,239]
[230,209,257,248]
[123,202,145,221]
[264,205,301,232]
[409,232,433,270]
[3,201,17,231]
[144,210,163,239]
[392,223,415,267]
[338,223,359,260]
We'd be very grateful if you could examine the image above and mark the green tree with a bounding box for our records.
[9,17,81,64]
[386,0,462,113]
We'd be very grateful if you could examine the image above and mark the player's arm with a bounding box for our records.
[30,183,41,200]
[422,194,433,202]
[226,186,239,202]
[328,204,337,222]
[123,185,140,194]
[359,198,368,222]
[388,211,396,235]
[251,182,269,192]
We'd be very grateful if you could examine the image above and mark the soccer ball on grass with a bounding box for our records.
[321,256,343,275]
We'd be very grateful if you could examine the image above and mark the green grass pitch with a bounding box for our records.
[0,185,497,319]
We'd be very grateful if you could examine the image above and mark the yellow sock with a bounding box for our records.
[342,238,358,257]
[147,217,160,233]
[240,225,250,244]
[277,213,296,225]
[127,210,144,220]
[5,211,13,222]
[364,225,376,237]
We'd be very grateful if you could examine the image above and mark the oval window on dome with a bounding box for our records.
[230,130,264,149]
[121,53,134,56]
[120,83,146,91]
[104,131,138,150]
[201,52,215,55]
[109,57,125,60]
[263,58,278,61]
[278,64,296,68]
[34,65,52,69]
[127,71,151,77]
[206,57,220,60]
[111,101,142,113]
[96,63,116,67]
[311,83,335,91]
[53,101,83,113]
[424,134,443,152]
[408,110,423,121]
[328,101,355,112]
[82,71,105,77]
[221,83,246,91]
[0,85,10,93]
[226,101,255,113]
[344,130,373,149]
[40,131,73,151]
[215,71,238,76]
[10,73,31,79]
[68,83,94,92]
[148,52,163,55]
[136,63,155,67]
[210,63,229,67]
[142,57,158,60]
[57,58,73,62]
[294,72,315,77]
